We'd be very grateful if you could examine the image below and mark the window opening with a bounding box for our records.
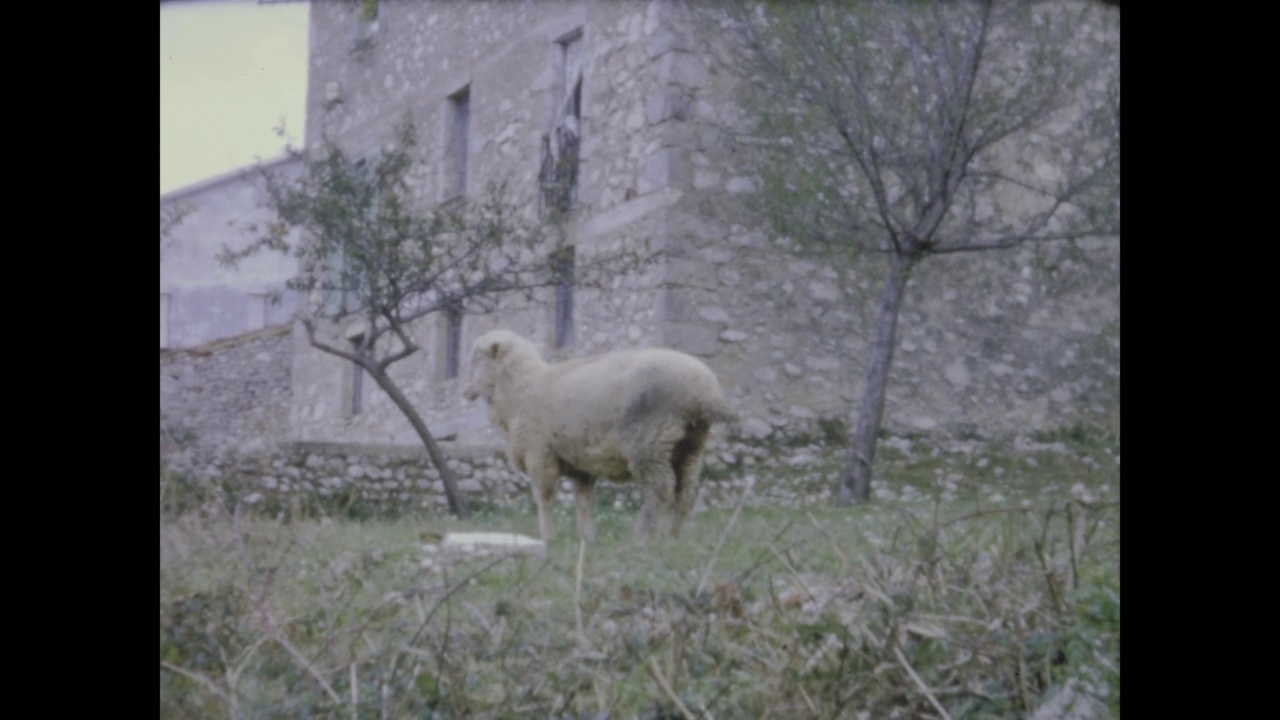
[444,304,463,379]
[541,33,582,215]
[350,335,366,415]
[553,247,575,348]
[450,87,471,196]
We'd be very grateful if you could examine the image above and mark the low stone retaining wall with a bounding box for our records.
[160,434,860,517]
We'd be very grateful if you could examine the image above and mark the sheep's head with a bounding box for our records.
[462,330,514,402]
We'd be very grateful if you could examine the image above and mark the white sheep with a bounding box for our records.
[463,329,736,541]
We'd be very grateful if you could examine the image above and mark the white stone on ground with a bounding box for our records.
[441,532,546,557]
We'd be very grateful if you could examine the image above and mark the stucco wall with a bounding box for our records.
[160,156,304,349]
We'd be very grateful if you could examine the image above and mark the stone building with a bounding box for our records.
[160,155,304,349]
[286,0,1120,450]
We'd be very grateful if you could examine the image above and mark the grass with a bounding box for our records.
[160,436,1119,718]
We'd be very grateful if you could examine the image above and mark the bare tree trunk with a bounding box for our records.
[839,253,917,505]
[366,367,472,519]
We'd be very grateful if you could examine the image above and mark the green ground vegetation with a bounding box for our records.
[161,433,1119,718]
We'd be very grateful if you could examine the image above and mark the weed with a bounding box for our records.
[817,416,848,445]
[161,452,1118,718]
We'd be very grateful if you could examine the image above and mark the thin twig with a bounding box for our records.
[381,674,390,720]
[160,660,232,703]
[1016,624,1032,714]
[806,511,850,566]
[936,505,1038,530]
[381,556,507,703]
[1032,507,1064,615]
[769,542,817,606]
[575,538,587,643]
[647,656,696,720]
[350,662,358,720]
[393,644,441,661]
[856,554,895,608]
[225,635,268,700]
[894,645,952,720]
[696,481,752,599]
[463,600,493,636]
[1067,500,1082,592]
[273,632,343,704]
[407,556,507,649]
[592,671,608,716]
[915,613,993,627]
[735,519,796,587]
[796,681,819,715]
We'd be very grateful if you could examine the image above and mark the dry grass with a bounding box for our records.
[161,439,1119,718]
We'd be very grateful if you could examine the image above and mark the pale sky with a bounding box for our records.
[160,0,310,195]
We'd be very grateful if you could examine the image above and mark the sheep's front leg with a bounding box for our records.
[572,476,596,542]
[527,453,560,542]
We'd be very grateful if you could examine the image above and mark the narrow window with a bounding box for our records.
[541,31,582,215]
[324,244,348,316]
[350,335,366,416]
[444,304,463,380]
[160,293,171,349]
[450,87,470,197]
[553,247,575,349]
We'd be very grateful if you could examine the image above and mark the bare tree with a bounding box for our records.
[223,118,628,518]
[160,201,191,249]
[704,0,1119,502]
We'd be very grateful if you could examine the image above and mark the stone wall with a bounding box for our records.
[161,325,295,477]
[164,437,840,516]
[163,426,1097,519]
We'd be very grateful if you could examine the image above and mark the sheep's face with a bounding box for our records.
[462,335,505,402]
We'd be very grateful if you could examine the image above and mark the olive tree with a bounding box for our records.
[224,118,618,518]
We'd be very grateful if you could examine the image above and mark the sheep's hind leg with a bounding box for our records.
[670,419,711,538]
[670,447,706,539]
[632,449,678,540]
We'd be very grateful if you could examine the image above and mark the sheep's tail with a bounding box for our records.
[699,397,738,425]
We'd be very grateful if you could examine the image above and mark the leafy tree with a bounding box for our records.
[706,0,1119,502]
[224,117,623,518]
